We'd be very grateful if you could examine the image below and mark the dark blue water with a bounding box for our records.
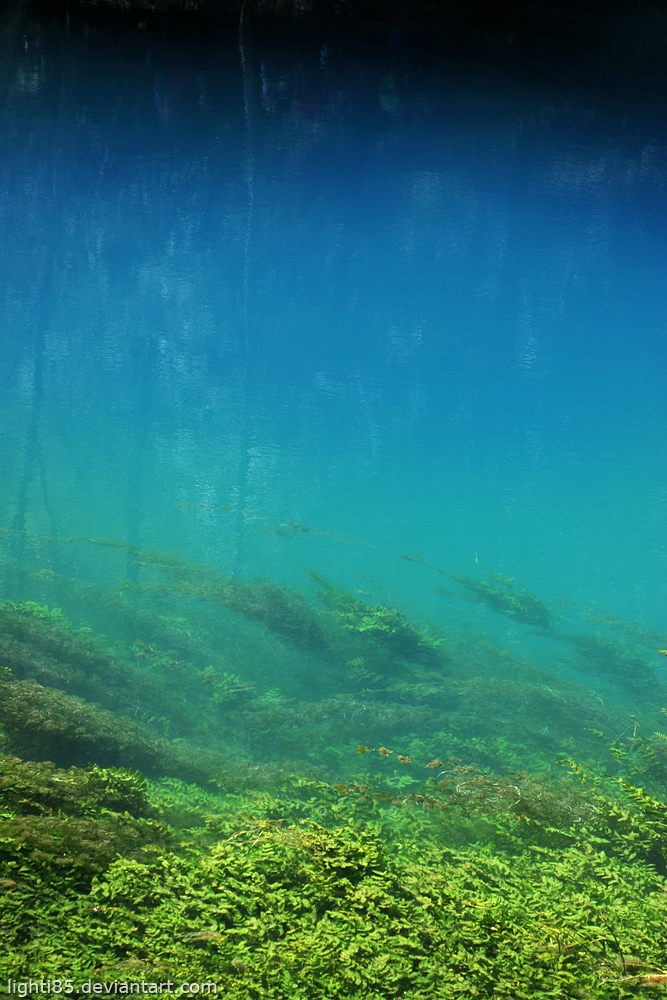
[1,6,666,730]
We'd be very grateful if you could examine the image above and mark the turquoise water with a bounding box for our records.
[1,5,666,770]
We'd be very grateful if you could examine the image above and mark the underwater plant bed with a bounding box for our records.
[3,758,667,997]
[1,542,667,996]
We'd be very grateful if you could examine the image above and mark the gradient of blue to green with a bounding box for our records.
[1,8,666,675]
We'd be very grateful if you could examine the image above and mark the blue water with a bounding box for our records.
[1,7,666,726]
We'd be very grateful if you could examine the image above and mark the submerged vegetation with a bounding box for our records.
[5,744,667,994]
[0,529,667,994]
[444,572,554,628]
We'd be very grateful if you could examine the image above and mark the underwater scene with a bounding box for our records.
[1,0,667,995]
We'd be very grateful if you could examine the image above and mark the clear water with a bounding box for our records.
[1,5,666,771]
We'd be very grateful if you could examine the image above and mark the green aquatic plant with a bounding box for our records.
[0,675,227,784]
[5,532,667,780]
[582,609,667,650]
[589,708,667,794]
[0,754,152,818]
[345,740,667,887]
[88,537,338,655]
[445,573,553,628]
[51,535,665,721]
[3,781,667,995]
[200,667,255,705]
[0,586,279,750]
[305,568,445,668]
[0,599,129,704]
[0,551,650,786]
[1,639,667,997]
[2,529,667,991]
[0,753,169,890]
[89,537,447,673]
[565,631,658,695]
[0,597,202,740]
[0,674,167,772]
